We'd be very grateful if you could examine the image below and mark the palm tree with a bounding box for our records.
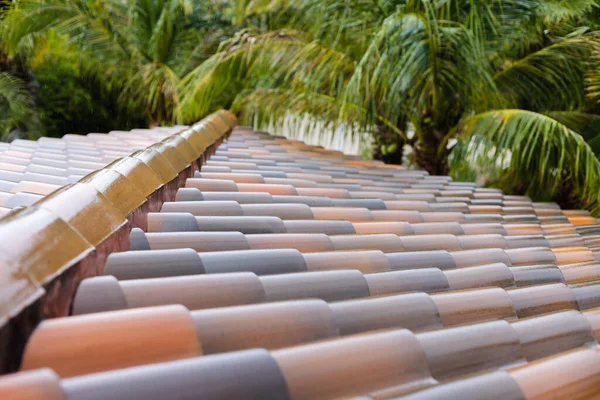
[1,0,235,125]
[179,0,600,212]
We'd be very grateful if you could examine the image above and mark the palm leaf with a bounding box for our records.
[452,109,600,212]
[494,31,595,111]
[546,111,600,156]
[0,72,41,140]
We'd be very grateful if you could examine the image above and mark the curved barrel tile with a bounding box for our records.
[0,207,93,285]
[370,210,423,223]
[195,216,287,234]
[352,222,415,235]
[396,371,525,400]
[117,273,266,311]
[260,270,370,302]
[79,169,147,216]
[21,305,201,378]
[457,234,508,250]
[558,263,600,284]
[330,234,404,252]
[144,232,250,252]
[416,320,522,381]
[199,249,307,275]
[191,300,338,353]
[444,263,515,290]
[241,203,315,220]
[461,223,507,235]
[311,207,372,222]
[239,183,299,196]
[283,220,356,235]
[147,213,199,232]
[450,249,512,268]
[246,233,334,252]
[71,276,128,315]
[303,251,390,273]
[510,265,565,287]
[552,246,595,265]
[197,172,265,184]
[411,222,464,235]
[420,212,466,223]
[365,269,449,295]
[130,148,179,183]
[185,178,238,192]
[504,235,550,249]
[512,310,596,361]
[505,248,557,266]
[508,348,600,399]
[61,350,290,400]
[34,183,126,246]
[201,191,274,203]
[330,293,442,335]
[104,157,163,197]
[401,234,462,252]
[161,200,244,216]
[507,283,579,318]
[274,195,334,207]
[272,330,434,400]
[0,369,66,400]
[104,249,205,280]
[386,251,456,270]
[569,282,600,310]
[430,287,517,326]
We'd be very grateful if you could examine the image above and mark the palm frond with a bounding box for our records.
[452,109,600,212]
[538,0,598,22]
[176,29,356,123]
[344,10,502,136]
[494,31,595,111]
[0,72,41,140]
[546,111,600,156]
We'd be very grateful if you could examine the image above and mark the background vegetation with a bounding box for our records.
[2,0,600,212]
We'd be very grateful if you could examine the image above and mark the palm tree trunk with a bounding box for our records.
[372,124,405,165]
[412,131,449,175]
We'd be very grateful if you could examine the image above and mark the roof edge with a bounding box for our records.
[0,110,237,374]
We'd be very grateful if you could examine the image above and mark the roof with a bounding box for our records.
[1,110,600,399]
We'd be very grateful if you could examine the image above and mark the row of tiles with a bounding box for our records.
[162,190,589,221]
[0,113,239,221]
[192,169,557,210]
[5,303,600,399]
[143,213,600,243]
[0,112,238,321]
[147,222,600,264]
[177,178,550,207]
[0,127,185,216]
[102,246,600,285]
[3,347,599,399]
[182,179,598,227]
[146,210,600,246]
[155,201,583,225]
[98,130,600,399]
[58,129,600,399]
[5,126,600,399]
[72,263,600,316]
[129,227,600,265]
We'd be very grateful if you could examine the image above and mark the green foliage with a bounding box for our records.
[175,0,600,212]
[1,0,236,125]
[0,71,40,140]
[452,110,600,209]
[3,0,600,212]
[34,53,147,136]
